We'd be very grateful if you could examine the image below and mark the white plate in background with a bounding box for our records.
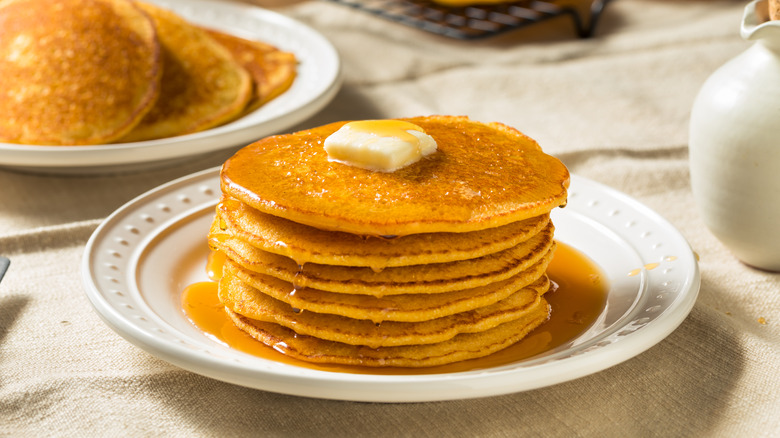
[0,0,341,174]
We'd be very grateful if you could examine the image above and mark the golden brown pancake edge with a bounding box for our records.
[220,115,569,236]
[0,0,161,145]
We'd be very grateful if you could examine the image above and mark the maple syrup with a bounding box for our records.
[181,241,607,375]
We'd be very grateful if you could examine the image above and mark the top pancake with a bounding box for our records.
[0,0,160,145]
[221,115,569,235]
[119,2,251,142]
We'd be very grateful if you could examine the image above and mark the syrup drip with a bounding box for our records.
[206,250,226,281]
[181,241,608,375]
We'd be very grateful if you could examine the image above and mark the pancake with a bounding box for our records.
[220,115,570,235]
[226,296,551,368]
[210,116,568,367]
[119,2,251,142]
[204,28,297,114]
[220,248,553,322]
[214,196,550,268]
[222,272,549,348]
[0,0,160,145]
[210,222,555,295]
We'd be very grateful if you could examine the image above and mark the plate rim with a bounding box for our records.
[82,168,701,402]
[0,0,342,171]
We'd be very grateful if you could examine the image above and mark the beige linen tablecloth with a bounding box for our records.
[1,0,778,436]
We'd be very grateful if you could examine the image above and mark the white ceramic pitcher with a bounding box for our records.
[689,0,780,272]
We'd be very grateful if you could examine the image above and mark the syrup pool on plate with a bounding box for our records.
[181,242,608,375]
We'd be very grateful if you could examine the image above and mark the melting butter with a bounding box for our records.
[323,120,437,172]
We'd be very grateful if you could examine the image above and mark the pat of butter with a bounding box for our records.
[323,120,437,172]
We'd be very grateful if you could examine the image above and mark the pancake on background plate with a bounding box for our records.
[209,115,570,367]
[118,2,252,142]
[205,29,297,115]
[0,0,296,146]
[0,0,161,145]
[770,0,780,20]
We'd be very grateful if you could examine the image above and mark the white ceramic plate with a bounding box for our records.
[82,168,700,402]
[0,0,341,174]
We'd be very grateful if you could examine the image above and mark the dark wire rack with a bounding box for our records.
[323,0,611,40]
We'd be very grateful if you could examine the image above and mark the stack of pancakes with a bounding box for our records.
[0,0,296,146]
[209,115,570,368]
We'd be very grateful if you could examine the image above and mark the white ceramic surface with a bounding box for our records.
[0,0,342,174]
[82,168,700,402]
[689,0,780,271]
